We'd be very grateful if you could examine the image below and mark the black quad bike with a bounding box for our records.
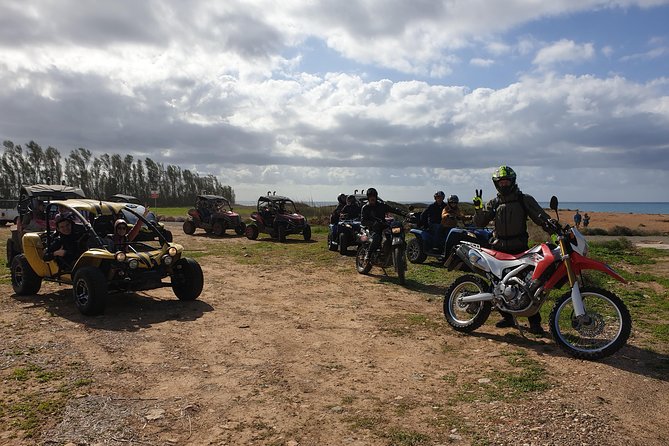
[245,194,311,242]
[355,217,408,285]
[182,194,246,236]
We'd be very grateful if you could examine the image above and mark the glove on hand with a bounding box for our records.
[544,218,560,233]
[472,189,484,210]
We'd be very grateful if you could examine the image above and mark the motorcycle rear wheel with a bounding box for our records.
[443,274,492,332]
[355,245,372,274]
[549,286,631,360]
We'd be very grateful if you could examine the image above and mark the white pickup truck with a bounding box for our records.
[0,199,19,225]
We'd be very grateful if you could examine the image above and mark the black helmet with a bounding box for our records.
[346,194,356,204]
[366,187,378,198]
[492,165,517,195]
[447,194,459,205]
[434,191,445,199]
[337,193,347,205]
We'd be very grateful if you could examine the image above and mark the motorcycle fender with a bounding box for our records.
[544,252,627,291]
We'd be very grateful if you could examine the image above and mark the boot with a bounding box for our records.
[527,313,545,335]
[495,311,515,328]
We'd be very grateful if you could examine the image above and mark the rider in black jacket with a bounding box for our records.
[361,188,407,260]
[340,195,361,220]
[330,193,347,225]
[419,191,446,229]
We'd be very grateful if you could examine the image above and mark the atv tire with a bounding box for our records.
[183,220,196,235]
[245,225,259,240]
[212,221,225,236]
[406,238,427,264]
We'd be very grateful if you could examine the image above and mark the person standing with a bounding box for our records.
[473,165,556,335]
[573,210,582,228]
[583,213,590,228]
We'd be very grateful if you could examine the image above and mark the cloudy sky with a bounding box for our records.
[1,0,668,203]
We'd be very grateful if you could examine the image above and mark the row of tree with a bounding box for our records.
[1,141,235,206]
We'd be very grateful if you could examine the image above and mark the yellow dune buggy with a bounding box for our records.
[10,199,203,315]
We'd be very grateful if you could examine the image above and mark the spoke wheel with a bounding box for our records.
[443,274,492,332]
[549,287,631,360]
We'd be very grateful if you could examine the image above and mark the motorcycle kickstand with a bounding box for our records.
[513,316,529,339]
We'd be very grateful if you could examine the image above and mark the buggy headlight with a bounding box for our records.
[115,252,127,263]
[167,246,177,257]
[128,259,139,269]
[162,254,173,265]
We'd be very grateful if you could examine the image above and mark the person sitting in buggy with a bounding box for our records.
[108,207,150,252]
[43,215,85,272]
[340,195,361,220]
[21,200,47,232]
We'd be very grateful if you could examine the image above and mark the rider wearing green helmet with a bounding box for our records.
[473,165,555,334]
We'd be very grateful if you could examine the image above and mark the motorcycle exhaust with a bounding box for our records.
[459,292,494,303]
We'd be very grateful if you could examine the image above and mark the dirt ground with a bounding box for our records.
[1,221,668,446]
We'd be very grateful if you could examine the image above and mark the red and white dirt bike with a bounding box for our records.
[443,196,631,360]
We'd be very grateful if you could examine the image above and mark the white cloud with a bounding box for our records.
[533,39,596,67]
[470,58,495,67]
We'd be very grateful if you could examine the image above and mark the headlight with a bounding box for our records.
[391,227,401,234]
[115,252,127,263]
[128,259,139,269]
[162,254,173,265]
[167,246,177,257]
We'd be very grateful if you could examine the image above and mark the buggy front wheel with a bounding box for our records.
[235,222,246,236]
[73,267,107,315]
[303,224,312,241]
[172,258,204,301]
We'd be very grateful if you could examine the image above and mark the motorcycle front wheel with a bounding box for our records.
[443,274,492,332]
[355,245,372,274]
[392,245,406,285]
[549,286,631,360]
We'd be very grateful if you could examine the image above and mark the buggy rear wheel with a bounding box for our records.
[73,267,107,315]
[245,224,259,240]
[183,220,196,235]
[172,258,203,301]
[6,238,17,266]
[278,225,287,243]
[10,254,42,295]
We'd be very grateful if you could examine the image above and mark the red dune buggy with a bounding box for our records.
[245,194,311,242]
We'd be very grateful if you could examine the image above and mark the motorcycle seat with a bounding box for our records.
[480,248,528,260]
